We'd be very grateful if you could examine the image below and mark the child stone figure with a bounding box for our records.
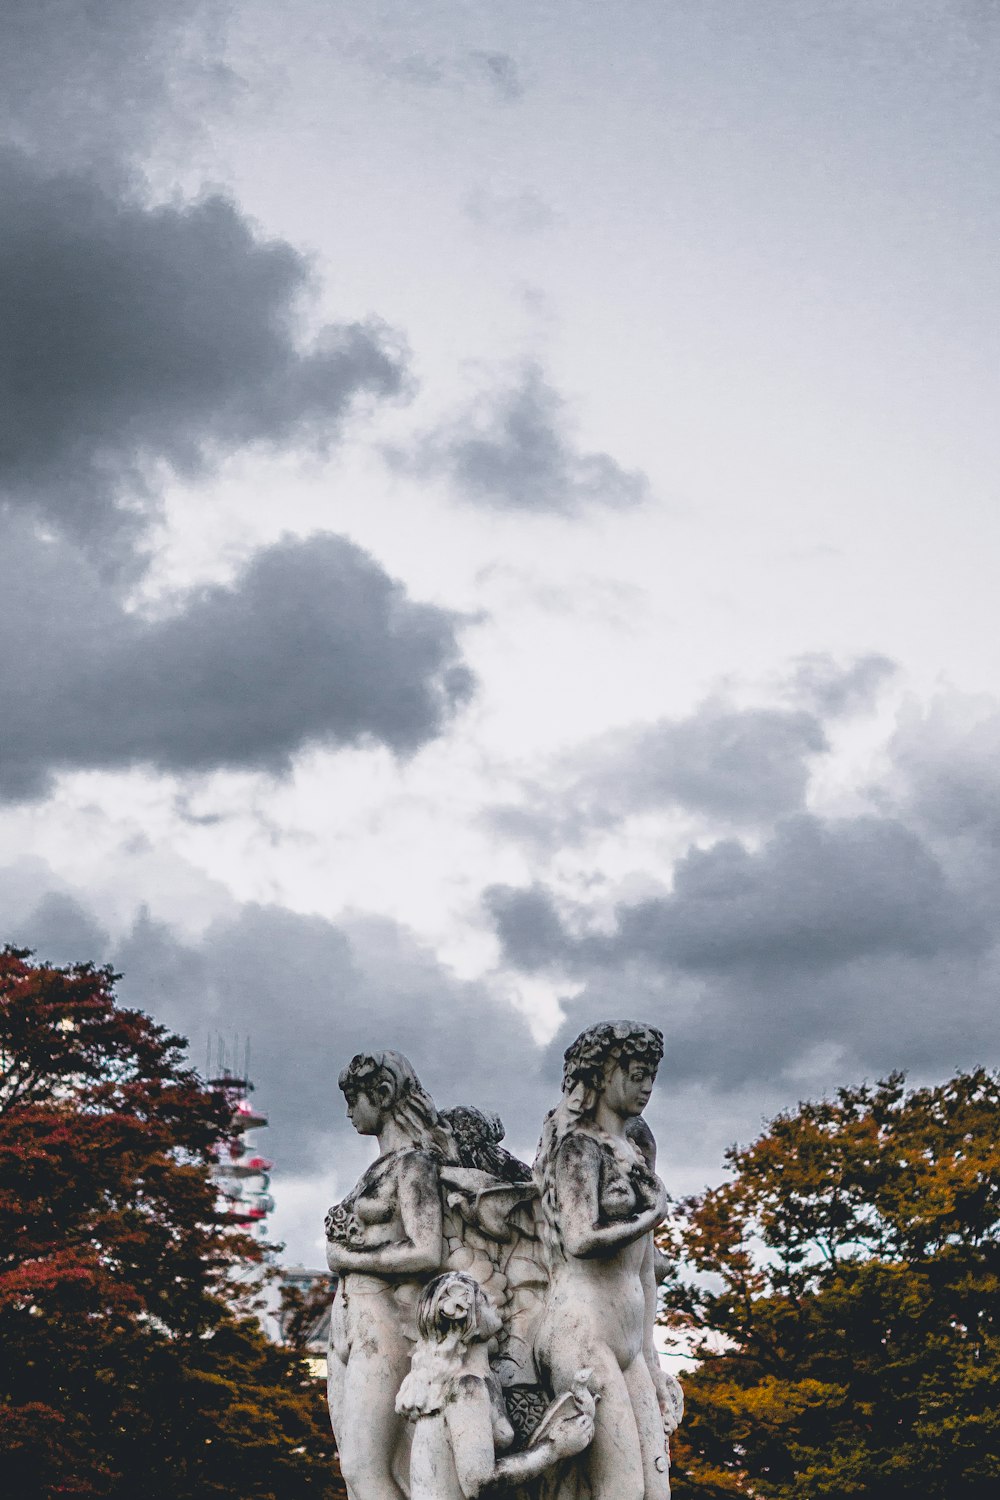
[396,1272,596,1500]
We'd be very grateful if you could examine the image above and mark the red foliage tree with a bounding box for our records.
[0,946,344,1499]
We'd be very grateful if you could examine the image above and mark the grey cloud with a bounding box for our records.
[13,892,112,971]
[0,864,554,1186]
[0,0,228,173]
[0,522,473,801]
[891,699,1000,846]
[6,843,998,1249]
[491,815,980,977]
[394,363,649,515]
[784,652,897,717]
[468,51,524,101]
[599,705,827,822]
[489,700,829,849]
[611,815,980,973]
[0,862,804,1220]
[109,902,550,1177]
[485,885,570,973]
[0,151,407,558]
[547,944,1000,1099]
[353,42,525,103]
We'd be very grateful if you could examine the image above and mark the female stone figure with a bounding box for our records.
[396,1271,596,1500]
[325,1051,453,1500]
[532,1021,674,1500]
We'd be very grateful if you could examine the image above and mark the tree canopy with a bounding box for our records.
[0,946,344,1499]
[661,1069,1000,1499]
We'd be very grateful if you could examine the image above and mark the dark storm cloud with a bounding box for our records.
[489,700,829,848]
[0,152,407,557]
[394,363,649,515]
[0,523,473,801]
[486,806,997,1089]
[547,943,1000,1099]
[0,859,802,1207]
[607,815,980,973]
[0,863,553,1176]
[485,885,571,973]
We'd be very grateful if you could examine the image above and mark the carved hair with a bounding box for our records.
[533,1021,664,1264]
[338,1050,455,1158]
[395,1272,502,1419]
[440,1104,532,1184]
[560,1020,663,1117]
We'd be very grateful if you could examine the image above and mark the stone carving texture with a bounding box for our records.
[325,1023,683,1500]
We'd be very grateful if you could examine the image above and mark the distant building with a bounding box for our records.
[204,1060,334,1377]
[276,1264,336,1380]
[208,1072,275,1228]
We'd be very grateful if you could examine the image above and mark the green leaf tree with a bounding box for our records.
[661,1069,1000,1499]
[0,946,345,1499]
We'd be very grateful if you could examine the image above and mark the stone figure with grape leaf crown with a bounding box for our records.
[532,1020,683,1500]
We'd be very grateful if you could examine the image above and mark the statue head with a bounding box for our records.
[396,1272,504,1422]
[532,1021,664,1265]
[560,1019,664,1123]
[416,1270,503,1347]
[338,1050,453,1156]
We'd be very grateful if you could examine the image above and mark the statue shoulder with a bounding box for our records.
[555,1127,604,1167]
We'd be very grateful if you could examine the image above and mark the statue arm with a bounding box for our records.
[639,1234,685,1437]
[444,1378,498,1499]
[326,1151,444,1275]
[641,1232,659,1367]
[445,1378,592,1497]
[557,1135,666,1259]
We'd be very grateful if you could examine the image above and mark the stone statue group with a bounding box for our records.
[325,1021,684,1500]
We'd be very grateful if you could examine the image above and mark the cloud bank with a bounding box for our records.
[485,682,1000,1096]
[0,524,472,800]
[0,152,406,559]
[0,0,473,806]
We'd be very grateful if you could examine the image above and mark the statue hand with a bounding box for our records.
[631,1165,668,1219]
[546,1405,595,1460]
[545,1369,597,1459]
[653,1365,684,1436]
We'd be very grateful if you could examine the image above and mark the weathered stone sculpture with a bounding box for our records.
[532,1022,681,1500]
[396,1271,595,1499]
[326,1052,452,1500]
[325,1024,682,1500]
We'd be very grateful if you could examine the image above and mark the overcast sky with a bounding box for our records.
[2,0,998,1264]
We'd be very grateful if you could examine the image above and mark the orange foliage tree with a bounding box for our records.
[660,1070,1000,1499]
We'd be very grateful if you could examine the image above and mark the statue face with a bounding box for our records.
[346,1088,383,1136]
[604,1057,657,1119]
